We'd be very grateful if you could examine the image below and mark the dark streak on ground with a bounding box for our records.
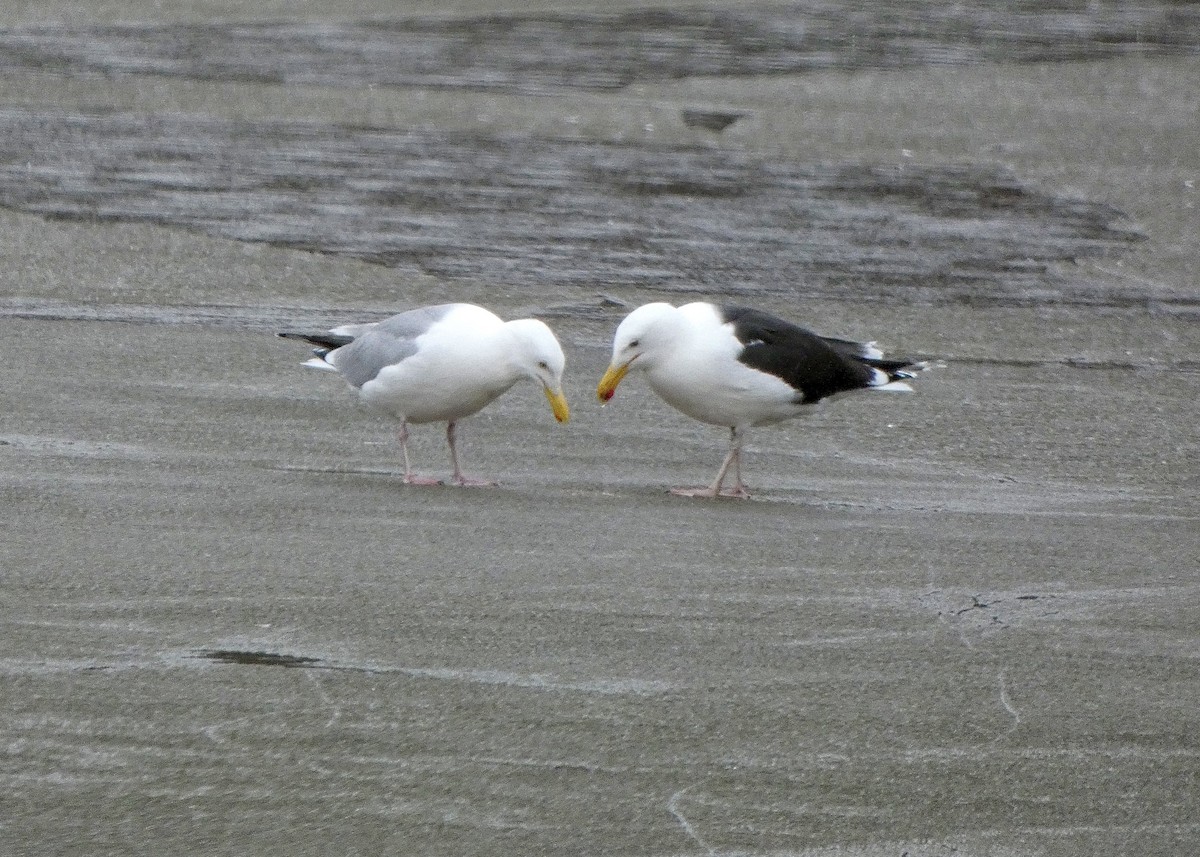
[196,649,324,668]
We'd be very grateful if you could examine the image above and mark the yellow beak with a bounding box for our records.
[597,361,632,403]
[544,386,570,423]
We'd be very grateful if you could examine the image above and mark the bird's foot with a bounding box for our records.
[403,474,444,486]
[669,487,718,498]
[669,485,751,499]
[451,475,499,487]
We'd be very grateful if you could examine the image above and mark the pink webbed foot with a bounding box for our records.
[450,475,499,488]
[403,474,444,486]
[668,485,751,499]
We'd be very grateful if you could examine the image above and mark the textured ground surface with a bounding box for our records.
[1,2,1197,856]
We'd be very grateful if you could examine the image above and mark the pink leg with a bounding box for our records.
[446,421,497,487]
[723,433,749,498]
[670,427,751,499]
[397,420,442,486]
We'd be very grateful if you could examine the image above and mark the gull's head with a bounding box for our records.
[507,318,570,423]
[597,302,678,403]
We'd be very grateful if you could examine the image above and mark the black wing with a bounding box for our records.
[277,331,355,351]
[720,305,886,403]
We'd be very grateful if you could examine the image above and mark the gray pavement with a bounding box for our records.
[1,3,1197,856]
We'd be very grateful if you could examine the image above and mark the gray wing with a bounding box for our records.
[329,304,458,388]
[329,303,458,340]
[375,304,458,339]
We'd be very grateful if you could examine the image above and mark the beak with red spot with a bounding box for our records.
[597,358,636,403]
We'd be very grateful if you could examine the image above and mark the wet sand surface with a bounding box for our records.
[2,3,1198,855]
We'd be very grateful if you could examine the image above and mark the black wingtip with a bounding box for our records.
[277,331,355,350]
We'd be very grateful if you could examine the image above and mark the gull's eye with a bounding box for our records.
[537,360,549,369]
[629,339,640,348]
